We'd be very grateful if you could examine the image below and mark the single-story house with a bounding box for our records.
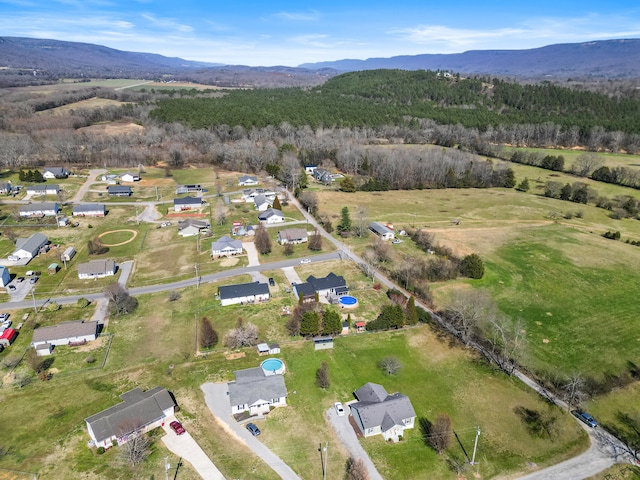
[77,259,117,279]
[292,282,316,303]
[304,165,317,174]
[277,228,308,245]
[0,266,10,287]
[177,218,210,237]
[369,222,395,241]
[35,343,53,356]
[26,185,60,196]
[31,320,97,348]
[107,186,132,197]
[173,196,202,212]
[19,202,59,218]
[313,168,333,184]
[176,184,203,194]
[238,175,259,186]
[0,328,18,347]
[228,367,287,415]
[42,167,69,179]
[253,194,271,212]
[85,387,177,449]
[349,382,417,442]
[73,204,106,217]
[62,247,76,262]
[258,208,285,224]
[13,233,48,259]
[313,336,334,350]
[293,273,348,300]
[218,281,270,306]
[211,236,243,257]
[120,172,140,182]
[0,183,12,194]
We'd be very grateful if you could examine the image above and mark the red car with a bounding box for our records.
[170,420,185,435]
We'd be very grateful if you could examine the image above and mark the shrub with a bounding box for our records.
[76,298,90,308]
[460,253,484,279]
[97,446,105,455]
[85,356,96,364]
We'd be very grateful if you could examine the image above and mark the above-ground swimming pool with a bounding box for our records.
[339,295,359,308]
[261,358,286,376]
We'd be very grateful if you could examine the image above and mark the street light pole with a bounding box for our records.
[194,264,199,288]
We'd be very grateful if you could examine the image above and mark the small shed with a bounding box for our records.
[313,336,334,350]
[57,216,70,227]
[48,263,59,275]
[355,321,366,333]
[36,343,53,356]
[341,321,350,335]
[0,328,18,347]
[257,343,270,356]
[62,247,76,262]
[268,343,280,355]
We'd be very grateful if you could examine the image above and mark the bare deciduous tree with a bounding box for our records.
[200,317,218,349]
[346,457,370,480]
[572,152,604,177]
[224,318,259,349]
[443,289,493,344]
[308,228,323,251]
[120,430,150,466]
[429,413,453,454]
[479,315,527,376]
[104,283,138,316]
[378,356,402,375]
[254,224,272,255]
[316,361,330,389]
[562,374,586,412]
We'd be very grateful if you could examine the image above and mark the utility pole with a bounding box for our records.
[470,426,481,465]
[194,263,199,288]
[31,287,37,315]
[323,442,328,480]
[164,456,170,480]
[155,186,159,201]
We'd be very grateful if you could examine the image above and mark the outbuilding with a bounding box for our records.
[313,336,334,350]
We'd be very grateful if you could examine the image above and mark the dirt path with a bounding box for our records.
[71,168,106,203]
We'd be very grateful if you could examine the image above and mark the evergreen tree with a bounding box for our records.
[516,177,530,192]
[406,296,418,325]
[337,206,352,233]
[300,310,320,337]
[322,308,342,335]
[560,183,572,201]
[340,175,357,192]
[460,253,485,279]
[200,317,219,349]
[272,196,282,210]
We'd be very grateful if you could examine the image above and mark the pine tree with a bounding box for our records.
[516,177,530,192]
[322,308,342,335]
[406,296,418,325]
[460,253,485,279]
[272,196,282,210]
[340,175,357,192]
[337,206,351,233]
[300,310,320,337]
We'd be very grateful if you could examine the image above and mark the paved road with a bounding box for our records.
[161,418,226,480]
[326,406,384,480]
[71,168,106,203]
[201,382,301,480]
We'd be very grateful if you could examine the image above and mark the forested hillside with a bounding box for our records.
[151,69,640,134]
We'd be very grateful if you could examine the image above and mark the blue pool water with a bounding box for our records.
[261,358,285,375]
[339,295,358,306]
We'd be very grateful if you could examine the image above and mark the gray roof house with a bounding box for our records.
[277,228,308,245]
[238,175,259,186]
[31,320,98,347]
[107,185,132,196]
[78,259,117,279]
[258,208,285,224]
[228,367,287,415]
[349,382,417,442]
[211,236,243,257]
[177,218,210,237]
[369,222,395,240]
[19,202,59,217]
[13,233,48,259]
[293,273,348,300]
[176,184,203,194]
[26,184,60,196]
[253,194,271,212]
[218,281,270,306]
[85,387,177,449]
[72,204,106,217]
[42,167,69,179]
[173,196,202,212]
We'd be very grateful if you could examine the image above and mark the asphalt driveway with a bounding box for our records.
[201,382,301,480]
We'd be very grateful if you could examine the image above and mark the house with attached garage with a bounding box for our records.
[77,259,117,279]
[26,184,60,196]
[218,281,270,306]
[211,236,243,257]
[31,320,98,348]
[175,184,202,194]
[120,172,140,182]
[228,367,287,415]
[72,204,106,217]
[12,233,48,260]
[42,167,69,179]
[258,208,285,224]
[369,222,395,241]
[107,186,132,197]
[277,228,308,245]
[85,386,177,449]
[253,194,272,212]
[177,218,210,237]
[293,272,348,301]
[173,196,202,212]
[19,202,59,217]
[238,174,259,186]
[349,382,416,442]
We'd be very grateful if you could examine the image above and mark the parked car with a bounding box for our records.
[269,277,275,286]
[300,258,311,264]
[7,285,15,291]
[169,420,185,435]
[246,422,261,436]
[572,410,598,428]
[392,239,402,244]
[0,313,9,320]
[2,320,11,330]
[29,277,38,284]
[334,402,345,416]
[16,277,24,283]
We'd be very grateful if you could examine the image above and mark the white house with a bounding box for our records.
[210,236,243,257]
[120,172,140,182]
[77,259,117,279]
[258,208,285,224]
[177,218,210,237]
[218,281,270,306]
[349,383,416,442]
[277,228,308,245]
[85,387,177,449]
[13,233,48,259]
[293,273,348,299]
[31,320,98,348]
[26,185,60,196]
[173,196,202,212]
[72,204,106,217]
[238,175,259,186]
[253,194,271,212]
[228,367,287,415]
[62,247,76,262]
[19,202,59,217]
[369,222,395,240]
[42,167,69,179]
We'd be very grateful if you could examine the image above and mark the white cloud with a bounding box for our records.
[273,10,320,22]
[140,13,194,33]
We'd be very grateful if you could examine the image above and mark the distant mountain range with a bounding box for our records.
[1,36,640,87]
[299,39,640,78]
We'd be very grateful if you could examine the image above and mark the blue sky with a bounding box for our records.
[1,0,640,66]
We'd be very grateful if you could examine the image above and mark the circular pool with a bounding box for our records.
[261,358,286,376]
[339,295,358,308]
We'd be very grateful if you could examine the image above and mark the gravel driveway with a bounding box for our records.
[201,382,301,480]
